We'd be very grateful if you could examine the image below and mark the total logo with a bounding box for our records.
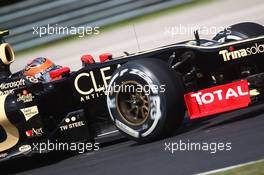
[184,80,251,119]
[59,116,85,131]
[219,43,264,61]
[25,128,43,137]
[17,90,34,103]
[190,85,248,105]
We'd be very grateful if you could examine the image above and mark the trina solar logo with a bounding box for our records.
[219,43,264,61]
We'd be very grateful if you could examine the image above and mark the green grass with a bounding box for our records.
[16,0,213,56]
[211,160,264,175]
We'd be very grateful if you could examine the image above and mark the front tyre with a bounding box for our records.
[106,59,185,143]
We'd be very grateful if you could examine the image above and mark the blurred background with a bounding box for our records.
[1,1,264,174]
[0,0,264,72]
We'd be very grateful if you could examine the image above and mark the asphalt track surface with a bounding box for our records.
[2,0,264,174]
[1,102,264,175]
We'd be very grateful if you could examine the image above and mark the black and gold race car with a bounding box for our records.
[1,22,264,161]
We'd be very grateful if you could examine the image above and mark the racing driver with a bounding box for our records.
[23,57,63,82]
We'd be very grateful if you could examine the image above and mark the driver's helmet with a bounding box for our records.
[23,57,61,82]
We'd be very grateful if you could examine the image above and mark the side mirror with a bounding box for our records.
[81,54,95,67]
[49,67,70,80]
[99,53,112,62]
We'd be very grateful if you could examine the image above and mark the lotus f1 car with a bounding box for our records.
[0,22,264,161]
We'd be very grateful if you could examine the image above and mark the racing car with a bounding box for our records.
[0,22,264,161]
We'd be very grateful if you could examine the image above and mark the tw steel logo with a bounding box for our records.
[219,43,264,61]
[184,80,251,119]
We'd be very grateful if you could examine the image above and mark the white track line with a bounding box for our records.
[97,130,119,137]
[196,159,264,175]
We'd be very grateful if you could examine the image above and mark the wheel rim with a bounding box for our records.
[116,81,150,126]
